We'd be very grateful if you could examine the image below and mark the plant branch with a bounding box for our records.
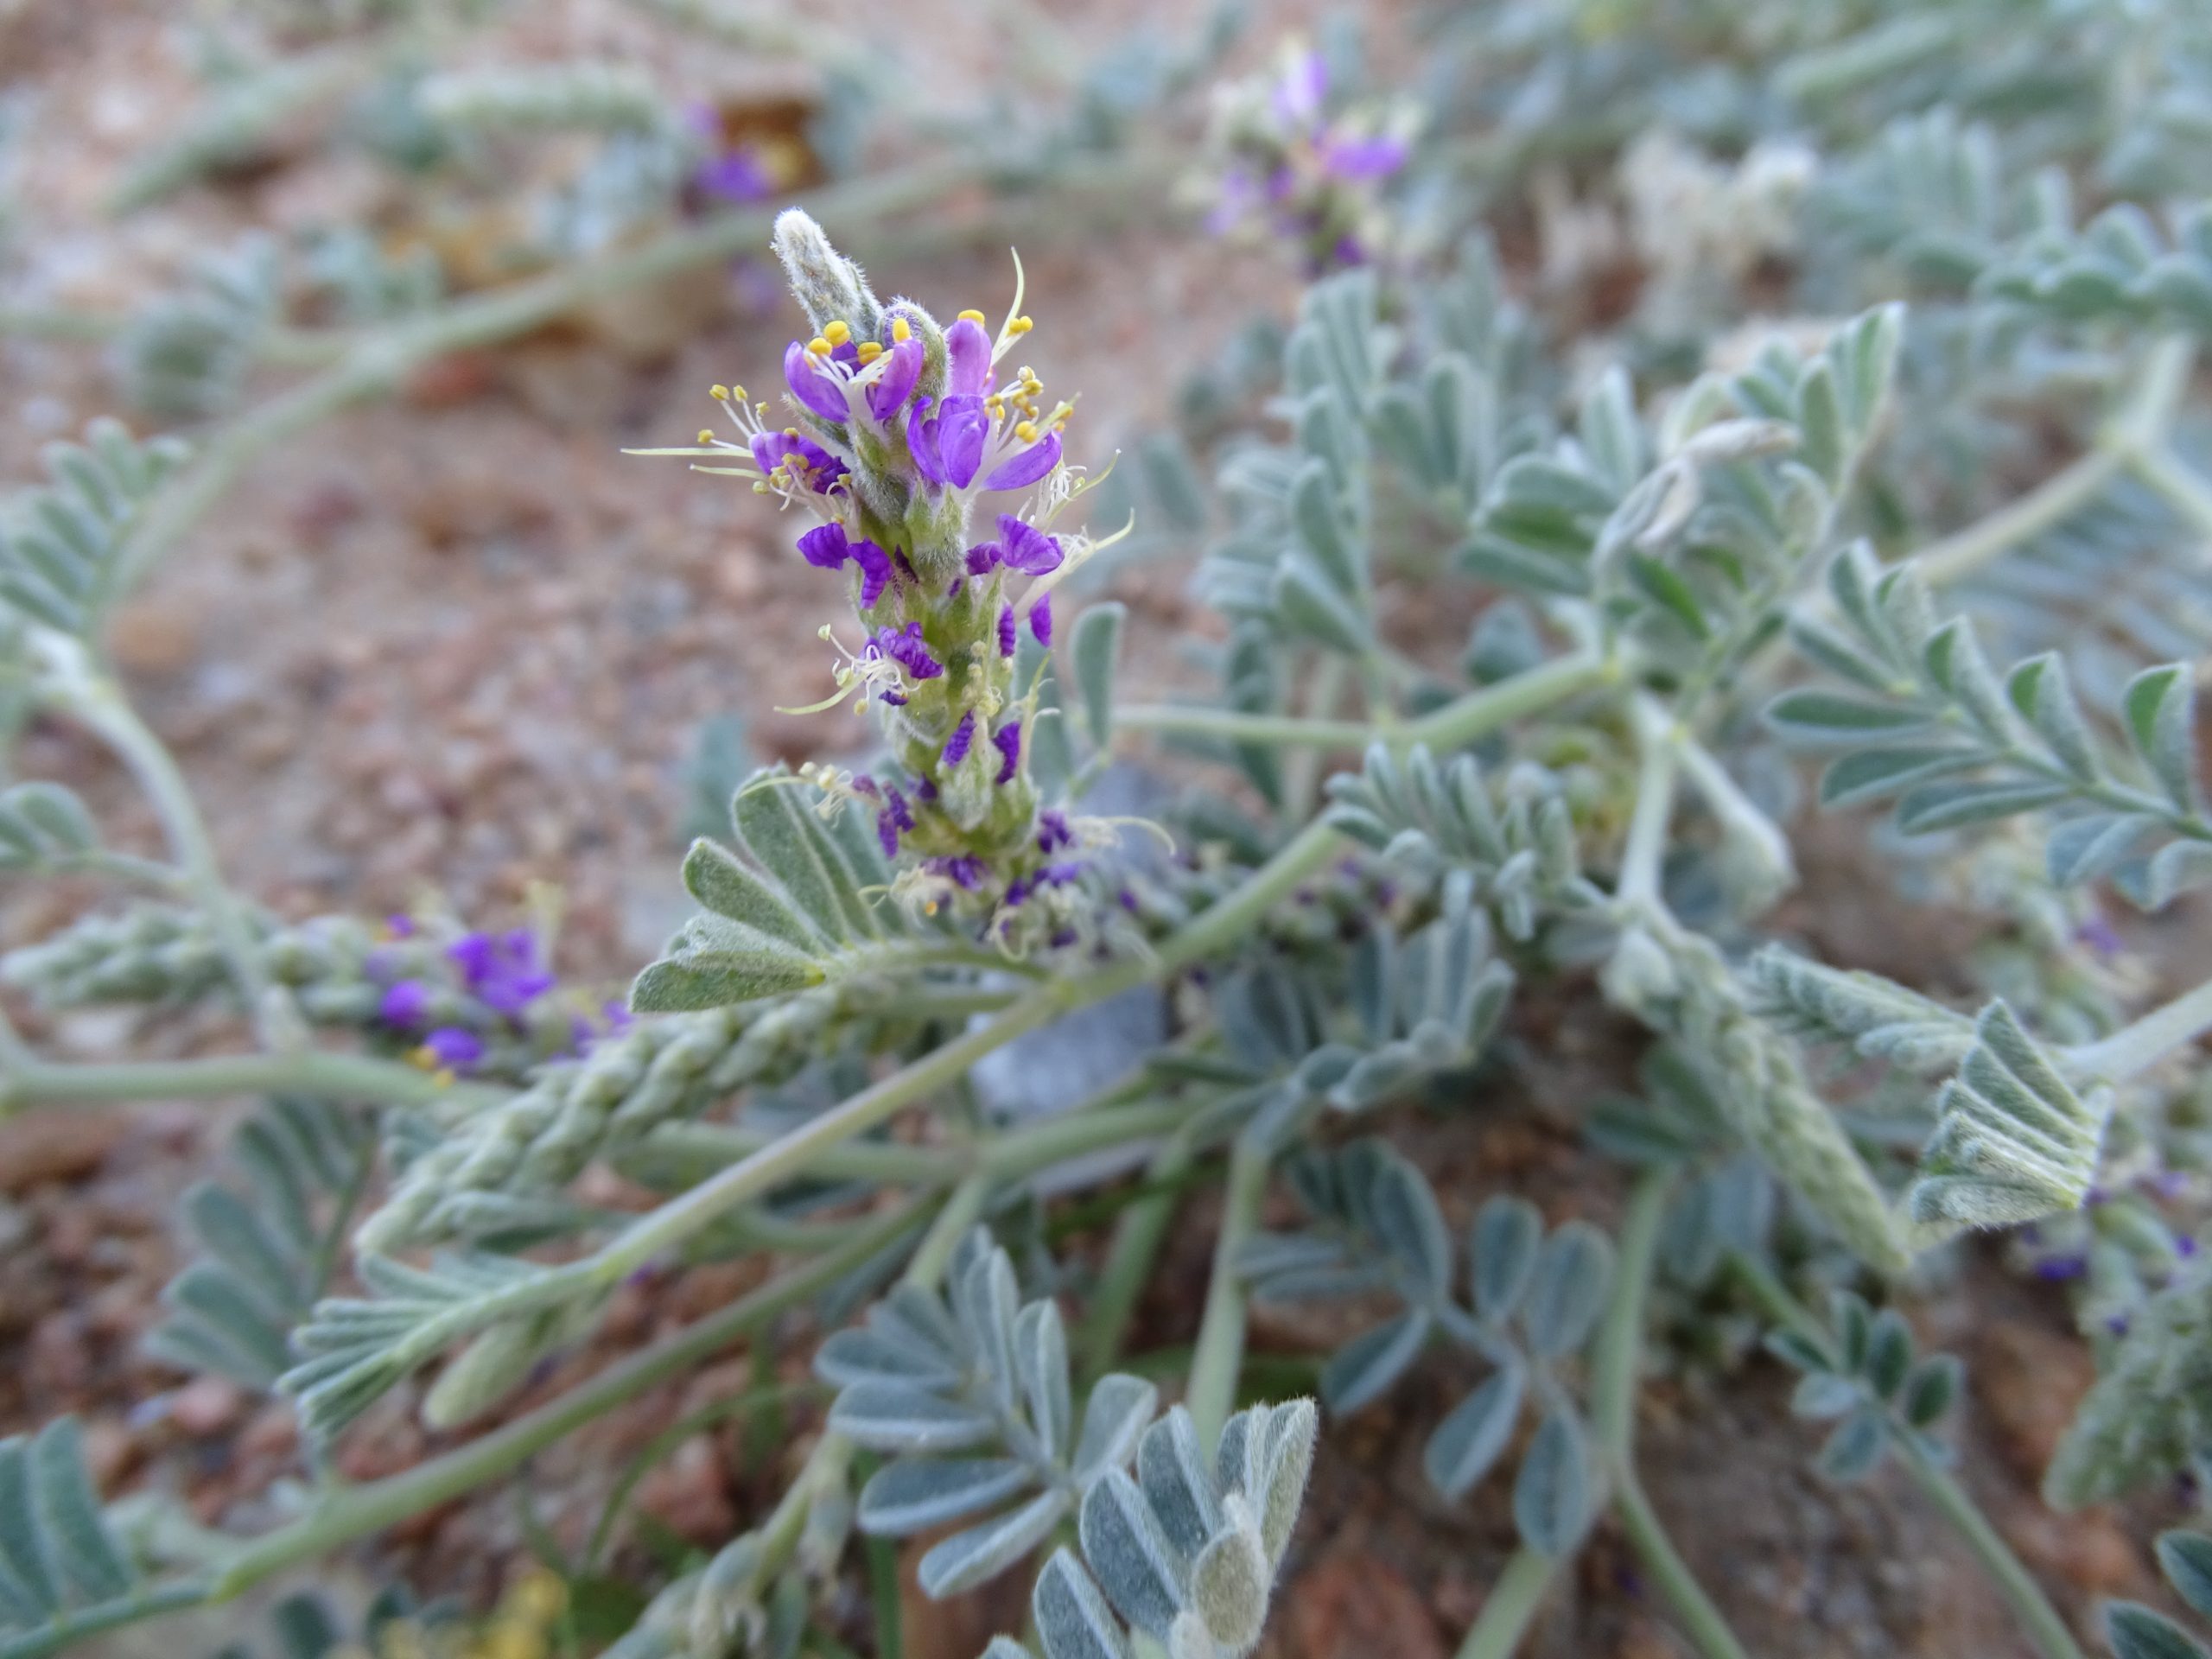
[1185,1131,1270,1452]
[1595,1169,1750,1659]
[2062,971,2212,1083]
[1615,696,1683,914]
[0,1050,505,1117]
[1077,1128,1196,1382]
[1452,1548,1561,1659]
[1724,1251,2084,1659]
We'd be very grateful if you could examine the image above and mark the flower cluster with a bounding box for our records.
[1190,41,1418,275]
[372,915,628,1077]
[642,211,1123,944]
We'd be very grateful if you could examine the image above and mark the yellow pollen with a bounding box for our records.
[697,429,715,444]
[806,337,833,356]
[892,317,912,341]
[1007,316,1034,334]
[823,320,852,345]
[731,385,747,402]
[1016,422,1039,442]
[784,426,801,436]
[957,308,987,323]
[709,384,730,401]
[855,340,884,363]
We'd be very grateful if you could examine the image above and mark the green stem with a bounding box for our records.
[1595,1172,1750,1659]
[1185,1133,1270,1452]
[1893,1440,2087,1659]
[64,675,285,1046]
[1452,1548,1560,1659]
[1115,704,1376,748]
[0,1050,505,1117]
[196,1199,931,1603]
[2063,972,2212,1082]
[1615,696,1683,914]
[1077,1129,1196,1382]
[2133,442,2212,543]
[1724,1253,2084,1659]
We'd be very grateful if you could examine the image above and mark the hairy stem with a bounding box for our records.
[1185,1132,1271,1451]
[0,1050,505,1116]
[1615,696,1683,913]
[1077,1128,1196,1382]
[1595,1170,1750,1659]
[1725,1252,2084,1659]
[1452,1548,1560,1659]
[2133,442,2212,542]
[65,676,286,1046]
[2063,972,2212,1082]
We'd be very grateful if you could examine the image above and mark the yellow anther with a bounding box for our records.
[957,308,987,323]
[730,385,747,402]
[1007,315,1034,334]
[697,429,715,444]
[855,340,885,363]
[784,427,801,436]
[709,384,730,401]
[1016,422,1039,443]
[892,317,912,341]
[806,337,833,356]
[823,320,852,345]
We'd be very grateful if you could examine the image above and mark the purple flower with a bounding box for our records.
[1319,133,1409,181]
[907,394,992,488]
[878,784,916,855]
[798,523,854,569]
[784,341,849,422]
[998,604,1016,657]
[944,710,976,766]
[1274,49,1327,126]
[752,430,844,493]
[1038,810,1072,853]
[927,854,987,890]
[602,999,635,1035]
[2182,1235,2201,1259]
[982,430,1062,492]
[870,622,944,679]
[866,337,925,423]
[379,979,431,1027]
[994,515,1064,575]
[2034,1255,2088,1282]
[449,929,556,1016]
[993,721,1022,785]
[944,317,994,396]
[1029,593,1053,645]
[386,914,416,938]
[424,1027,486,1071]
[695,148,771,204]
[966,543,999,575]
[853,538,894,607]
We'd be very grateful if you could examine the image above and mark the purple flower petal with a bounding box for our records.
[783,341,849,422]
[993,721,1022,785]
[944,317,994,397]
[983,429,1062,492]
[932,395,991,489]
[997,603,1016,658]
[872,622,944,679]
[965,543,1000,575]
[1321,134,1409,181]
[852,538,894,607]
[995,514,1064,575]
[751,430,844,493]
[424,1027,486,1071]
[798,524,851,569]
[695,149,771,204]
[944,710,976,766]
[926,854,987,890]
[1037,810,1072,852]
[866,336,925,422]
[1274,49,1327,126]
[380,979,431,1027]
[906,396,944,483]
[1029,592,1053,645]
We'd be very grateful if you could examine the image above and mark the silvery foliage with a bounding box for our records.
[2105,1526,2212,1659]
[2044,1257,2212,1511]
[144,1098,374,1392]
[1764,1290,1963,1485]
[0,785,103,882]
[1749,948,2118,1238]
[1191,868,1516,1136]
[633,766,964,1013]
[0,422,188,643]
[1770,543,2212,908]
[0,1421,143,1649]
[1323,746,1598,944]
[1243,1140,1613,1557]
[821,1230,1316,1659]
